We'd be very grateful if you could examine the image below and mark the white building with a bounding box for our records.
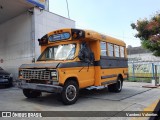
[127,46,160,62]
[0,0,75,78]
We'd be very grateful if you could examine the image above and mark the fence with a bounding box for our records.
[128,61,160,83]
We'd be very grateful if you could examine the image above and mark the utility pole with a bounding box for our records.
[154,65,158,86]
[66,0,70,18]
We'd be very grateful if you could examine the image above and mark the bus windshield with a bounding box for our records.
[38,43,76,61]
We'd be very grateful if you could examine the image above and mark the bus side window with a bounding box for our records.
[114,45,120,57]
[108,43,114,57]
[120,46,125,57]
[100,42,107,56]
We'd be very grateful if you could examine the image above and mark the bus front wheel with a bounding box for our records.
[61,80,79,105]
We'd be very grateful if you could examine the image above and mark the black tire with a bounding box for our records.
[9,82,13,87]
[108,78,123,93]
[8,79,13,87]
[5,83,13,88]
[108,83,115,92]
[5,79,13,88]
[61,80,79,105]
[23,89,41,98]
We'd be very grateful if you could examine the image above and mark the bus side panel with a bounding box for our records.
[101,68,128,85]
[100,56,128,85]
[93,66,101,86]
[58,66,95,88]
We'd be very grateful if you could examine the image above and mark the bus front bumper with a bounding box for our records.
[18,83,63,93]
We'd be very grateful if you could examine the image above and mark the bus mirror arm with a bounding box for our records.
[89,52,95,64]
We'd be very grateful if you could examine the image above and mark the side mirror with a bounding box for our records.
[78,42,95,64]
[78,49,84,61]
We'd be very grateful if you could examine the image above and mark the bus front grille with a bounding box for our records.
[22,69,50,80]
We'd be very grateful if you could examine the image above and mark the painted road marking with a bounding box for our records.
[131,99,160,120]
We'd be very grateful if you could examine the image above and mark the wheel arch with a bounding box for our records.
[117,74,123,83]
[64,77,79,87]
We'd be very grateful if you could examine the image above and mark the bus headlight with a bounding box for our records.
[51,71,57,77]
[51,71,58,80]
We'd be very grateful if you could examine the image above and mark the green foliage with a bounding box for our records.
[131,13,160,56]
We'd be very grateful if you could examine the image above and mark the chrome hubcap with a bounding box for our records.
[66,85,76,101]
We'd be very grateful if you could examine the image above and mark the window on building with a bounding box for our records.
[114,45,120,57]
[100,42,107,56]
[108,43,114,57]
[120,46,125,57]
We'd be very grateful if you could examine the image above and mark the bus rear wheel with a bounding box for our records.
[61,80,79,105]
[23,89,41,98]
[108,78,122,93]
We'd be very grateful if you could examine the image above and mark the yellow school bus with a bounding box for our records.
[18,28,128,105]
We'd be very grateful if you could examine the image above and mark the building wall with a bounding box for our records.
[0,7,75,79]
[127,46,160,62]
[0,11,33,78]
[128,53,160,62]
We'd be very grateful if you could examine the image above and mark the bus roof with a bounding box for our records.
[84,29,126,46]
[46,28,126,46]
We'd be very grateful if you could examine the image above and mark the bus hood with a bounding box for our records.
[19,62,60,69]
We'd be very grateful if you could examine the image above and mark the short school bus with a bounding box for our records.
[18,28,128,105]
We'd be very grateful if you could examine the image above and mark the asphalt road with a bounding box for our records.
[0,82,159,120]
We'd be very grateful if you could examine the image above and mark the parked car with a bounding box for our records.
[0,67,13,87]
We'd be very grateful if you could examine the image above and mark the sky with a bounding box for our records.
[49,0,160,47]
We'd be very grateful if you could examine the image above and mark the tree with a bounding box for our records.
[131,13,160,56]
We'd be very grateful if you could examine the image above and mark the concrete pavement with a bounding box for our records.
[0,82,159,120]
